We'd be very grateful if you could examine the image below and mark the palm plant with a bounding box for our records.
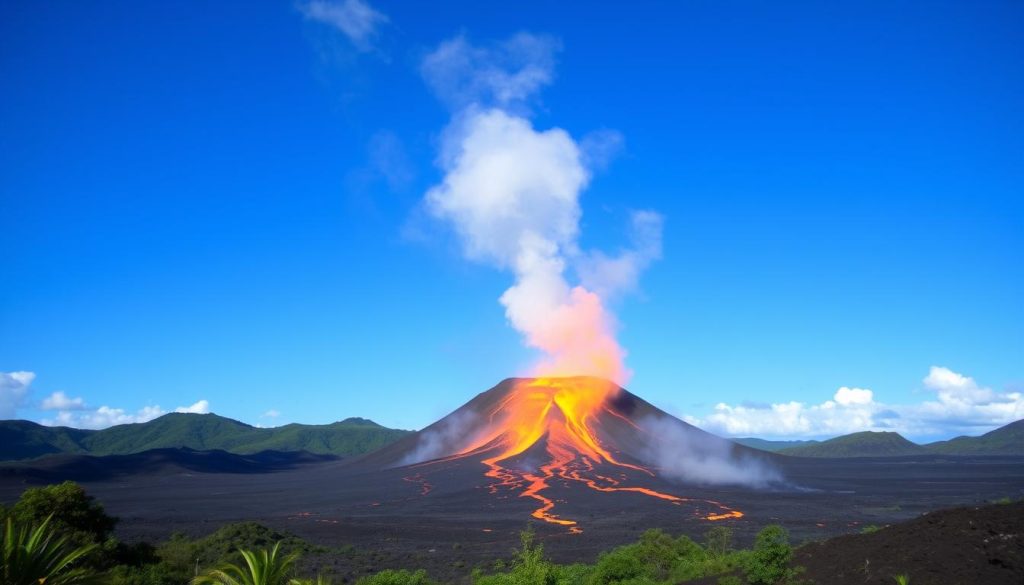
[1,515,100,585]
[192,541,300,585]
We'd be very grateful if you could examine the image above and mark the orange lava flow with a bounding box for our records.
[402,473,433,496]
[452,378,744,531]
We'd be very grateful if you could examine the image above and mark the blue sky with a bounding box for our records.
[1,1,1021,441]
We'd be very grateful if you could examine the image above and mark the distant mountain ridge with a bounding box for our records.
[732,438,819,452]
[735,419,1024,457]
[924,419,1024,455]
[779,431,926,457]
[0,413,411,461]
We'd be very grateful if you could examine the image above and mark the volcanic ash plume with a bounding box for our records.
[404,35,775,531]
[423,37,660,382]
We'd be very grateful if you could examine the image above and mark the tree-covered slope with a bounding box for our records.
[81,413,261,455]
[925,419,1024,455]
[779,431,927,457]
[0,413,411,461]
[0,420,92,460]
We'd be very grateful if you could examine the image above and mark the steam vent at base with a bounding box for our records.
[360,377,772,533]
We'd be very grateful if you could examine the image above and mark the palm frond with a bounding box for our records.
[1,515,101,585]
[192,541,300,585]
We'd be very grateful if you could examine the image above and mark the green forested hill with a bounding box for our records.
[778,431,928,457]
[0,420,94,460]
[762,421,1024,457]
[925,419,1024,455]
[0,413,411,461]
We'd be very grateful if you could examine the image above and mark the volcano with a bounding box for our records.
[358,377,775,532]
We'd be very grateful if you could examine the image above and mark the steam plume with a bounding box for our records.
[639,416,782,487]
[422,34,660,383]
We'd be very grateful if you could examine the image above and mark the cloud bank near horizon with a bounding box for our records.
[0,371,211,430]
[685,366,1024,440]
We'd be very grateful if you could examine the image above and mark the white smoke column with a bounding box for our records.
[422,35,658,384]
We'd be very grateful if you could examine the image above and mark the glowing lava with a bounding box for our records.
[444,377,743,531]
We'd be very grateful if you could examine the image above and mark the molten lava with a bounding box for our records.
[441,377,743,531]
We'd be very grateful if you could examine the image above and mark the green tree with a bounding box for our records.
[475,527,561,585]
[704,526,733,557]
[192,542,299,585]
[11,481,117,545]
[1,515,102,585]
[743,525,799,585]
[590,546,649,584]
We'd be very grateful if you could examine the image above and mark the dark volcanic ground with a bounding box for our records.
[1,451,1023,581]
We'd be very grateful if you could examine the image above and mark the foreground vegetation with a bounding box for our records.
[0,481,816,584]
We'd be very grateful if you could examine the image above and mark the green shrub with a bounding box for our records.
[590,546,650,583]
[475,527,560,585]
[860,525,881,534]
[356,569,434,585]
[550,563,590,585]
[743,525,801,585]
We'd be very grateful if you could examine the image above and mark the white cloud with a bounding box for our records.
[299,0,388,53]
[690,395,876,439]
[687,366,1024,440]
[421,32,560,111]
[368,130,414,191]
[914,366,1020,429]
[579,129,625,171]
[834,386,873,406]
[346,130,416,202]
[40,391,86,411]
[44,398,211,429]
[262,409,281,418]
[0,371,35,418]
[922,365,994,405]
[175,399,210,414]
[45,405,166,430]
